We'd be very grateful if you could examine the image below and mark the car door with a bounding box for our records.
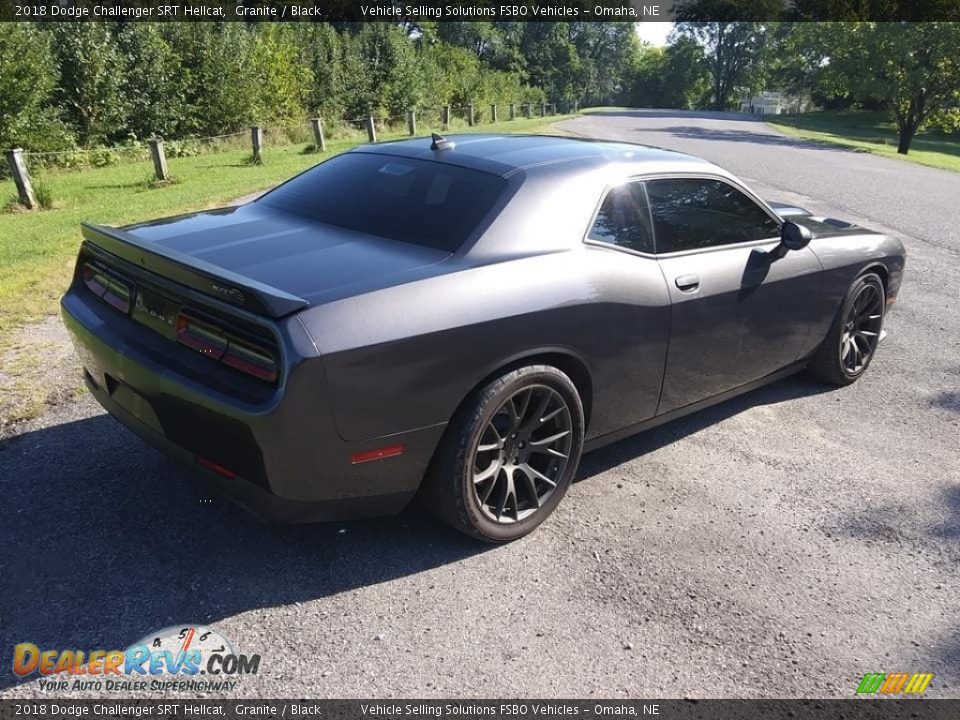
[583,180,671,434]
[647,176,823,414]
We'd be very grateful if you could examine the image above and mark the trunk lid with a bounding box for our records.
[119,204,451,313]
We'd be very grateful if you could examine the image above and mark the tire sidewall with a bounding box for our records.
[835,273,885,381]
[456,366,584,543]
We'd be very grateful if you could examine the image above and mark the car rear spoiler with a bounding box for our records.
[80,222,309,319]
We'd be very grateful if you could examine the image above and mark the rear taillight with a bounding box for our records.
[222,338,278,382]
[82,262,132,314]
[176,310,278,383]
[82,263,108,298]
[176,313,227,359]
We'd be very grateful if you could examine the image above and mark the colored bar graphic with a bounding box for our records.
[904,673,934,694]
[856,672,933,695]
[879,673,909,693]
[856,673,886,694]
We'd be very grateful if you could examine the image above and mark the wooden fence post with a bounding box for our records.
[6,148,36,209]
[490,104,498,123]
[310,118,326,152]
[147,138,169,181]
[509,103,516,120]
[443,105,451,128]
[468,104,475,127]
[407,110,417,136]
[250,126,263,164]
[366,115,377,143]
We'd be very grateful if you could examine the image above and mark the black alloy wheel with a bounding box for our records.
[839,281,884,374]
[423,364,585,542]
[809,272,886,386]
[472,384,573,524]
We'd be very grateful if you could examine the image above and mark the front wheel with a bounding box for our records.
[808,272,885,386]
[423,365,585,543]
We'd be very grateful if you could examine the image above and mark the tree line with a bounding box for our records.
[0,21,641,153]
[2,16,957,159]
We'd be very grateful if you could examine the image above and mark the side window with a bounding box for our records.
[645,178,780,253]
[588,182,654,254]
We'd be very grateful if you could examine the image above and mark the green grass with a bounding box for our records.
[0,113,578,344]
[767,110,960,173]
[581,106,634,114]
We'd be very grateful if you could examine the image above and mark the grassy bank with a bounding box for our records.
[767,111,960,173]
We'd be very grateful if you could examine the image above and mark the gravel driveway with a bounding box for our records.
[1,110,958,699]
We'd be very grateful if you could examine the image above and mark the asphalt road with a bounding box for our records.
[2,110,958,699]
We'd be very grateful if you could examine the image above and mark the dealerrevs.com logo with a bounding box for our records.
[13,625,260,693]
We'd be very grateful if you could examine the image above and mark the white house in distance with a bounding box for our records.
[739,91,813,115]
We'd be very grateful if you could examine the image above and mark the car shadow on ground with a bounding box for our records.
[574,110,853,153]
[1,374,832,691]
[628,125,853,153]
[577,374,833,479]
[584,109,765,123]
[932,390,960,413]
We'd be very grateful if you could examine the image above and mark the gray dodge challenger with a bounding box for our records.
[62,134,906,542]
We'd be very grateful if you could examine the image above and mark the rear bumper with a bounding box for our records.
[61,290,446,523]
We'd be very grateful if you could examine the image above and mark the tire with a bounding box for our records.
[808,272,886,386]
[422,364,585,543]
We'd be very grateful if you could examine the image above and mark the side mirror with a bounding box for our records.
[780,220,812,251]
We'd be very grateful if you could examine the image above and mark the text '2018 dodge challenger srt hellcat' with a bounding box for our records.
[62,134,906,542]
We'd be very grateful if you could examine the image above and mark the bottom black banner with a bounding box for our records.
[1,700,959,720]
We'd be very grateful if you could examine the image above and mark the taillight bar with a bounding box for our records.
[221,338,278,381]
[176,310,278,383]
[81,262,133,314]
[176,313,227,359]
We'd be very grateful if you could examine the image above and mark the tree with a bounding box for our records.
[672,21,771,110]
[818,22,960,154]
[118,24,187,139]
[337,24,429,119]
[519,23,581,102]
[660,37,712,108]
[0,23,73,153]
[627,37,710,110]
[250,25,313,123]
[188,24,258,135]
[674,0,782,110]
[293,23,346,119]
[51,23,128,144]
[568,22,641,106]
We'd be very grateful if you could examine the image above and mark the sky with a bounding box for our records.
[635,22,675,47]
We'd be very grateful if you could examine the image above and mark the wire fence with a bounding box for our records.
[4,100,576,210]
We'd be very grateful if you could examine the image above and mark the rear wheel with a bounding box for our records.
[424,365,585,543]
[808,272,885,386]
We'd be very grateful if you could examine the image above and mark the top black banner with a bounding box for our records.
[1,0,959,22]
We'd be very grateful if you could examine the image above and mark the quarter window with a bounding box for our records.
[645,178,779,253]
[588,182,654,254]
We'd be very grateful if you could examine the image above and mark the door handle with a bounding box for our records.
[675,274,700,291]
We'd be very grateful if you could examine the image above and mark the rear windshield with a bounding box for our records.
[259,153,506,252]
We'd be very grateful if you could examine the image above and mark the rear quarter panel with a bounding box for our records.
[298,247,672,443]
